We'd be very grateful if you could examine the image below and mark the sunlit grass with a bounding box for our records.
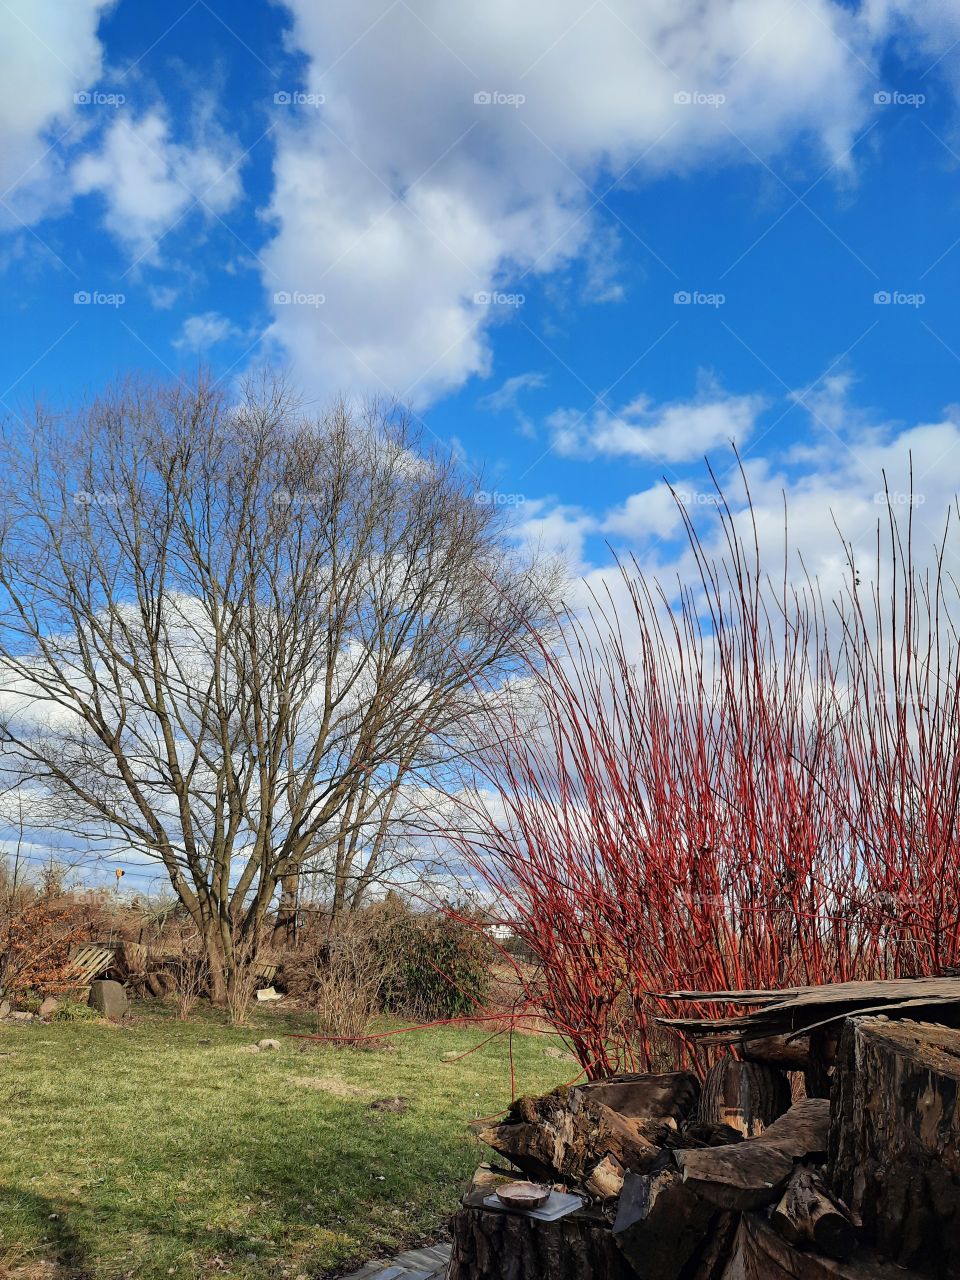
[0,1002,568,1279]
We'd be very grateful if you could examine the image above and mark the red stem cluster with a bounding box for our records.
[445,471,960,1078]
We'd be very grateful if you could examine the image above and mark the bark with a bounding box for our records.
[721,1212,925,1280]
[697,1054,791,1136]
[828,1016,960,1278]
[476,1073,700,1185]
[612,1166,733,1279]
[770,1167,857,1261]
[448,1182,633,1280]
[742,1034,812,1071]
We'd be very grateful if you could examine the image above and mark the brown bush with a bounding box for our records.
[0,867,89,999]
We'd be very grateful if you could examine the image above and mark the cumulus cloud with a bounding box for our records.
[548,385,765,463]
[0,0,113,226]
[72,107,243,259]
[263,0,889,402]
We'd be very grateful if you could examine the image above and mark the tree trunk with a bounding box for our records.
[448,1180,634,1280]
[272,872,299,945]
[697,1054,792,1136]
[203,926,228,1006]
[828,1016,960,1278]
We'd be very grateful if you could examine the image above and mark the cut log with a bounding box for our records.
[612,1166,730,1279]
[584,1154,625,1200]
[448,1177,634,1280]
[675,1098,830,1210]
[477,1072,700,1185]
[742,1033,812,1071]
[770,1167,857,1260]
[697,1055,791,1136]
[573,1072,700,1123]
[828,1016,960,1278]
[721,1212,926,1280]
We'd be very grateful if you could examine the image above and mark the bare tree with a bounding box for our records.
[0,373,560,1002]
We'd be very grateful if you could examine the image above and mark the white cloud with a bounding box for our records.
[173,311,243,351]
[72,108,243,259]
[478,372,547,413]
[0,0,113,226]
[514,499,597,574]
[263,0,895,402]
[549,386,765,463]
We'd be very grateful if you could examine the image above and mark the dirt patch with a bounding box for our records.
[290,1074,372,1099]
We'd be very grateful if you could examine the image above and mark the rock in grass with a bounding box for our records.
[38,997,60,1020]
[256,1038,281,1051]
[88,980,129,1019]
[0,1000,10,1019]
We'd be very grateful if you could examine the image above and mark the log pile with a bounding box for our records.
[450,978,960,1279]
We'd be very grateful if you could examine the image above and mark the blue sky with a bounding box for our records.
[2,0,960,586]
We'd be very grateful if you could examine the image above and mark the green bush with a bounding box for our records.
[55,997,100,1022]
[373,905,492,1020]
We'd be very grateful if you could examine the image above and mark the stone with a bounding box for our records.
[88,979,129,1019]
[256,1038,281,1051]
[38,997,60,1020]
[10,1011,34,1022]
[0,1000,10,1019]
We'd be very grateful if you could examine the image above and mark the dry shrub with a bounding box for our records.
[226,933,267,1027]
[0,866,89,1000]
[162,935,208,1019]
[308,917,390,1043]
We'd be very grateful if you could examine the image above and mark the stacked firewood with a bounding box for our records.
[449,977,960,1280]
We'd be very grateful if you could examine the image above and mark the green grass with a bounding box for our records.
[0,1003,568,1280]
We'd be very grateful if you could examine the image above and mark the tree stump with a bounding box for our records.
[448,1182,634,1280]
[828,1017,960,1278]
[698,1055,791,1136]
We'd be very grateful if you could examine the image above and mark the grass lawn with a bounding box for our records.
[0,1002,569,1280]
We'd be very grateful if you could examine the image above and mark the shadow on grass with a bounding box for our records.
[0,1187,90,1278]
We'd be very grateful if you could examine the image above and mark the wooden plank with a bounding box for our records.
[67,944,115,983]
